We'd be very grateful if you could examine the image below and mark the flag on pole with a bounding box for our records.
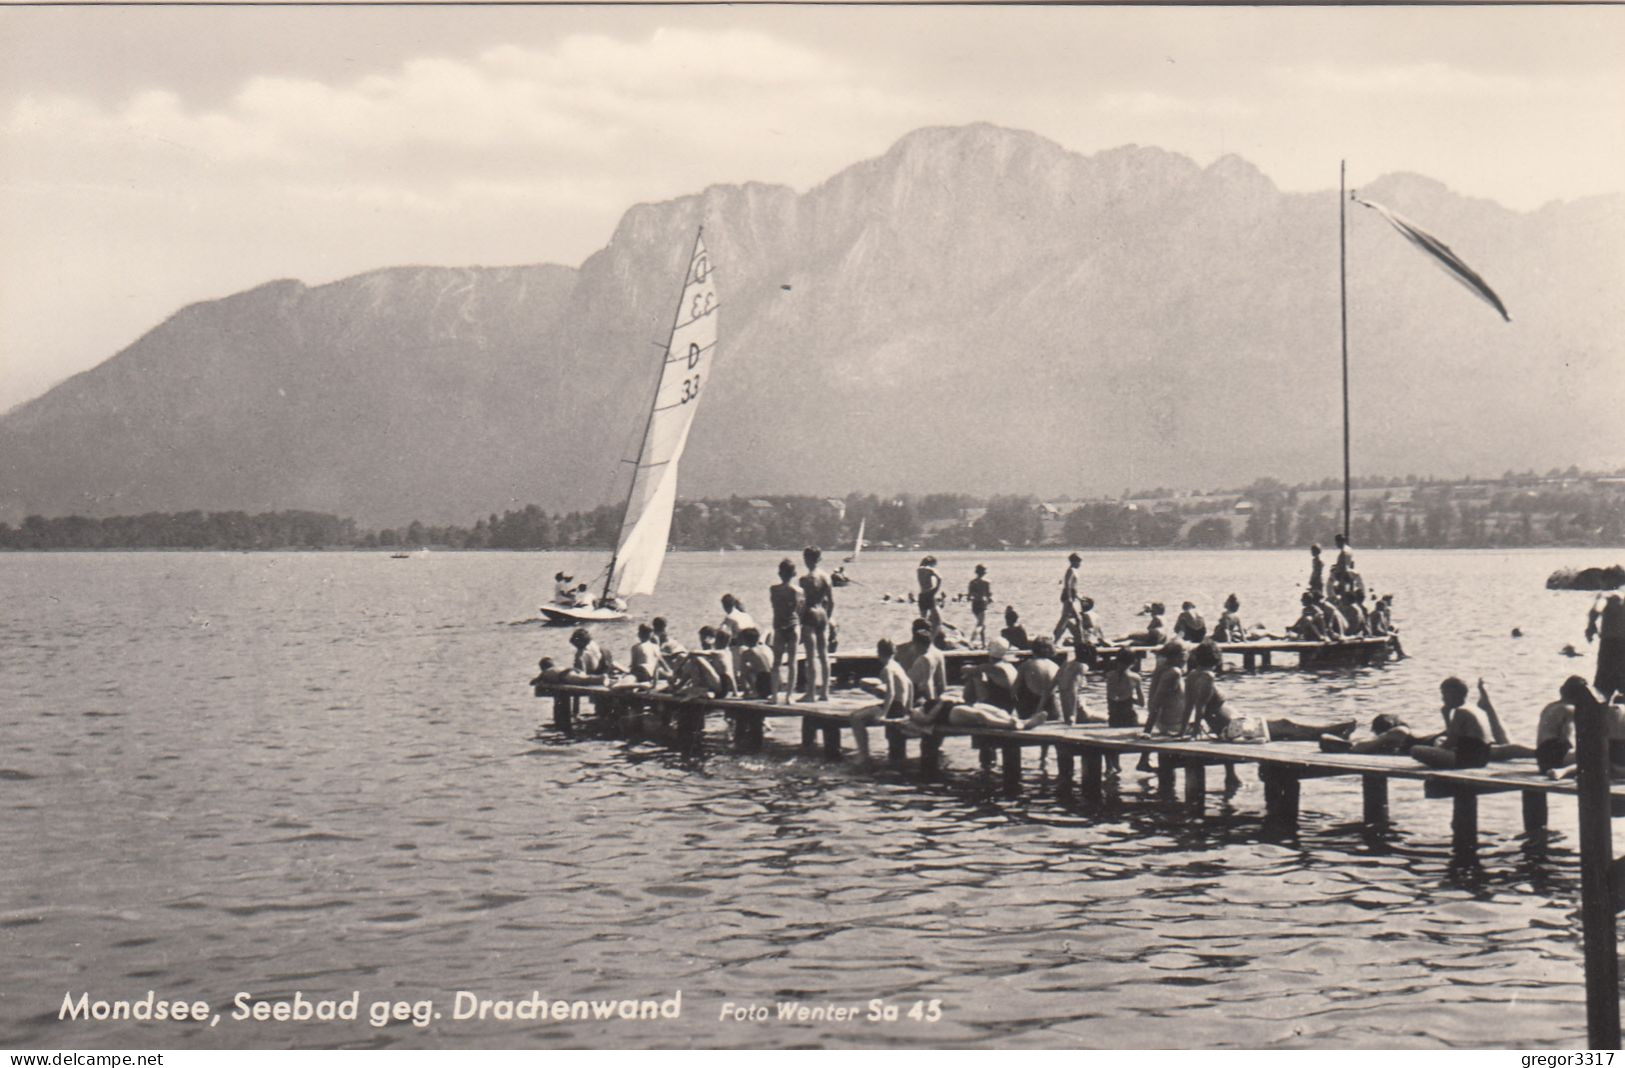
[1350,193,1511,322]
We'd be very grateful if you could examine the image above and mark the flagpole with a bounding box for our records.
[1340,160,1351,541]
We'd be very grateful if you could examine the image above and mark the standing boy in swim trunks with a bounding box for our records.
[768,559,801,704]
[799,546,835,703]
[968,565,993,648]
[916,556,943,633]
[1054,552,1084,644]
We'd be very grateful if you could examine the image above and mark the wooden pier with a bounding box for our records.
[534,678,1601,851]
[827,635,1393,685]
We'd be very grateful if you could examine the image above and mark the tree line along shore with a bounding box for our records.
[3,471,1623,553]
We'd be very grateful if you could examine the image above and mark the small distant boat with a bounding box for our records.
[389,552,410,559]
[843,518,865,564]
[540,228,718,627]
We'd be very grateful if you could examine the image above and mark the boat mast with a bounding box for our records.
[1339,160,1351,541]
[600,225,706,607]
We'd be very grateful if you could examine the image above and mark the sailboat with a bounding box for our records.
[843,518,865,564]
[540,228,718,626]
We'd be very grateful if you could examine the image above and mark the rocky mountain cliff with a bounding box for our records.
[3,123,1620,527]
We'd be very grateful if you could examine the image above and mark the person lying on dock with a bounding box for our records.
[848,638,914,760]
[933,691,1050,732]
[735,628,776,700]
[1410,677,1529,769]
[1001,606,1032,651]
[1320,713,1434,755]
[1212,595,1246,643]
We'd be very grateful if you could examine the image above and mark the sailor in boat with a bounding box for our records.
[553,572,578,606]
[830,566,851,588]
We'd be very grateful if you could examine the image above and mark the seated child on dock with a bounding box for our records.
[849,638,913,760]
[1535,676,1586,777]
[1212,595,1246,643]
[963,639,1020,710]
[1013,637,1063,725]
[629,623,667,685]
[735,628,776,700]
[1411,678,1528,769]
[1054,646,1092,725]
[1000,606,1031,651]
[1118,604,1167,647]
[1286,593,1326,641]
[555,627,616,685]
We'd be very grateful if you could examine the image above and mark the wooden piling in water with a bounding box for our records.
[821,724,842,760]
[886,725,907,766]
[1362,773,1388,825]
[1057,750,1075,795]
[1451,790,1479,861]
[1574,689,1620,1049]
[1184,761,1205,806]
[1002,744,1022,795]
[1521,789,1547,835]
[919,735,941,779]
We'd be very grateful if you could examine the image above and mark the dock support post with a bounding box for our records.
[800,718,818,753]
[735,713,763,754]
[1002,744,1022,795]
[979,743,996,772]
[1451,791,1479,860]
[551,694,573,731]
[1156,755,1176,800]
[886,725,907,767]
[1080,750,1103,803]
[920,735,941,780]
[1262,767,1300,830]
[1362,774,1388,825]
[821,724,842,760]
[1574,689,1620,1049]
[1183,761,1205,806]
[675,706,705,755]
[1522,789,1548,835]
[1261,651,1272,670]
[1057,750,1075,796]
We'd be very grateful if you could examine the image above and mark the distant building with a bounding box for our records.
[1233,500,1256,515]
[746,499,774,511]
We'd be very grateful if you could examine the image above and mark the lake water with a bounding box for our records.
[1,547,1617,1049]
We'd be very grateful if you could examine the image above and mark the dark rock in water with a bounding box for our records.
[1511,628,1523,638]
[1547,566,1625,591]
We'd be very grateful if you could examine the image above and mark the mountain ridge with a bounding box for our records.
[3,123,1620,527]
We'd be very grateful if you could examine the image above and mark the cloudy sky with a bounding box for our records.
[1,4,1620,412]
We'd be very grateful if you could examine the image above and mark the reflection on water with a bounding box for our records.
[0,548,1612,1048]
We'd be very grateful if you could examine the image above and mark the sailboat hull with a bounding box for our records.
[539,605,629,626]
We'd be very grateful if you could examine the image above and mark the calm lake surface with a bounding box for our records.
[1,547,1618,1049]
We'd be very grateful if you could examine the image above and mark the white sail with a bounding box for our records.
[845,518,864,563]
[610,232,717,599]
